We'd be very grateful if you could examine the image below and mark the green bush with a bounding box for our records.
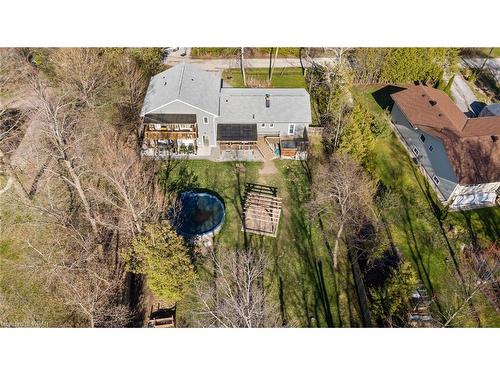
[122,223,196,305]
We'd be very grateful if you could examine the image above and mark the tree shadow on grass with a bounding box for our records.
[402,152,482,325]
[157,158,199,194]
[269,162,337,327]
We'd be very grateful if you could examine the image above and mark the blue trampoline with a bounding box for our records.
[172,191,225,237]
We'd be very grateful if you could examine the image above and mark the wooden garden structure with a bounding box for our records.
[147,303,176,328]
[242,183,282,237]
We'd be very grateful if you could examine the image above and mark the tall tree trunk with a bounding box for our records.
[62,159,99,236]
[268,48,273,82]
[240,47,246,87]
[332,223,344,269]
[299,47,305,76]
[269,47,279,84]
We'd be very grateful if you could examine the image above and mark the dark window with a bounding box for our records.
[429,145,434,152]
[420,134,426,143]
[412,147,419,156]
[432,176,440,185]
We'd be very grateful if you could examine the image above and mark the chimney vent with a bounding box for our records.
[265,94,270,108]
[429,100,437,106]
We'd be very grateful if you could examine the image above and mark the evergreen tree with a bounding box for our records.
[434,69,445,89]
[444,75,455,96]
[338,104,375,165]
[122,223,196,305]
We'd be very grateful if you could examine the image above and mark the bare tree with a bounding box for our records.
[33,80,100,236]
[196,248,278,328]
[306,54,354,152]
[89,126,164,235]
[51,48,111,108]
[440,242,499,327]
[25,226,132,327]
[114,54,148,135]
[309,153,375,269]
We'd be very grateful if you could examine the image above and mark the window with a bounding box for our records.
[269,123,274,128]
[420,134,426,143]
[429,145,434,152]
[432,176,440,185]
[412,147,419,156]
[261,123,266,128]
[203,117,209,124]
[288,123,295,135]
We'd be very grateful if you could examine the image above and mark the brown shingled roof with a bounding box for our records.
[391,84,500,185]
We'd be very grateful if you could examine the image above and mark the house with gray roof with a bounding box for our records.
[140,63,312,161]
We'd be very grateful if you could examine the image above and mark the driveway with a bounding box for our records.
[462,57,500,82]
[450,74,483,117]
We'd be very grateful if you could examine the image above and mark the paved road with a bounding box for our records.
[450,73,482,117]
[164,54,336,72]
[462,57,500,82]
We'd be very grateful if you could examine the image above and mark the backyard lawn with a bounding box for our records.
[222,67,306,88]
[354,84,500,327]
[161,157,360,327]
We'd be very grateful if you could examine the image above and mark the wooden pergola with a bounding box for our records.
[242,183,282,237]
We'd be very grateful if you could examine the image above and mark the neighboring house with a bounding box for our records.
[140,63,311,161]
[390,84,500,211]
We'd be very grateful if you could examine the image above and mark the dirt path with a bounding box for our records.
[257,159,278,182]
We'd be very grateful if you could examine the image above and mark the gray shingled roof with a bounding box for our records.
[140,64,222,116]
[218,88,311,123]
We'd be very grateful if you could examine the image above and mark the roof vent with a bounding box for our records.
[492,135,498,142]
[429,100,437,106]
[438,113,443,117]
[421,94,426,97]
[164,81,167,86]
[265,94,270,108]
[252,114,255,119]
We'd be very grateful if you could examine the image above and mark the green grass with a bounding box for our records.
[355,85,500,327]
[162,158,359,327]
[222,67,306,88]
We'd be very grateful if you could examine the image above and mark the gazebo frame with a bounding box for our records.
[242,183,282,237]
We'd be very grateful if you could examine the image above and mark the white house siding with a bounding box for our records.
[391,104,458,201]
[452,182,500,196]
[149,100,218,155]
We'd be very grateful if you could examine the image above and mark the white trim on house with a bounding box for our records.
[144,99,219,117]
